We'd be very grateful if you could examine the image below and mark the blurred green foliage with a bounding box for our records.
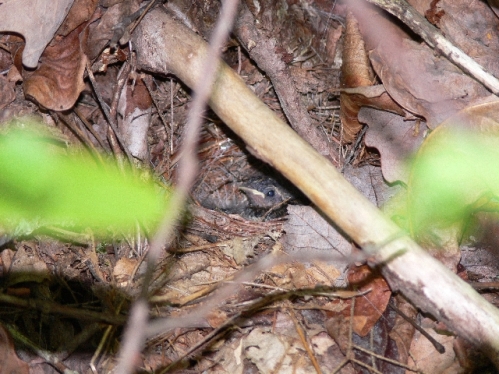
[0,124,169,237]
[407,126,499,238]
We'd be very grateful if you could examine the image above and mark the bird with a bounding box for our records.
[238,177,298,219]
[239,178,291,208]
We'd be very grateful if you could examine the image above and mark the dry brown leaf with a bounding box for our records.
[308,261,342,284]
[266,261,341,289]
[283,205,352,274]
[340,12,406,144]
[243,327,334,373]
[372,39,486,130]
[340,85,406,117]
[220,237,258,265]
[420,0,499,79]
[113,257,137,287]
[0,42,13,72]
[408,321,459,373]
[349,2,489,129]
[84,2,135,60]
[0,324,29,374]
[388,295,416,365]
[0,0,74,68]
[341,13,374,92]
[359,107,425,184]
[23,22,87,111]
[347,265,391,337]
[340,12,375,143]
[206,309,227,328]
[325,314,351,354]
[56,0,99,36]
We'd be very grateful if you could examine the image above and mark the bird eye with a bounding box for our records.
[266,189,275,197]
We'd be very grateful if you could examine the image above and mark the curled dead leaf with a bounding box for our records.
[24,23,87,111]
[118,79,152,161]
[340,12,374,143]
[349,2,489,129]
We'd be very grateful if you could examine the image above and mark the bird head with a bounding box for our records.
[238,178,292,209]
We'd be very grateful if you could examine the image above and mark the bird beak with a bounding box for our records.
[238,186,265,198]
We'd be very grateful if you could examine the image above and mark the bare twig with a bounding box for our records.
[55,112,105,165]
[287,302,322,374]
[86,62,133,162]
[353,345,417,372]
[142,76,171,135]
[145,249,364,337]
[388,301,445,354]
[362,0,499,94]
[73,107,108,149]
[156,284,365,372]
[114,1,241,373]
[6,324,78,374]
[111,0,163,48]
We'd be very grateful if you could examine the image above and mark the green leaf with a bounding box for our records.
[408,126,499,236]
[0,126,169,237]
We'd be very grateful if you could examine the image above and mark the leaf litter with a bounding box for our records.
[0,0,498,373]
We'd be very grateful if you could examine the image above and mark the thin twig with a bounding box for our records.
[127,0,163,39]
[388,300,445,354]
[55,112,105,165]
[170,78,175,155]
[143,77,171,134]
[157,285,361,372]
[85,62,133,162]
[6,324,78,374]
[114,1,241,373]
[145,250,364,338]
[108,60,134,162]
[73,107,108,149]
[353,345,418,372]
[287,302,322,374]
[111,0,163,47]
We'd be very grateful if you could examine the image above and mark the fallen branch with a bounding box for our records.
[133,9,499,365]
